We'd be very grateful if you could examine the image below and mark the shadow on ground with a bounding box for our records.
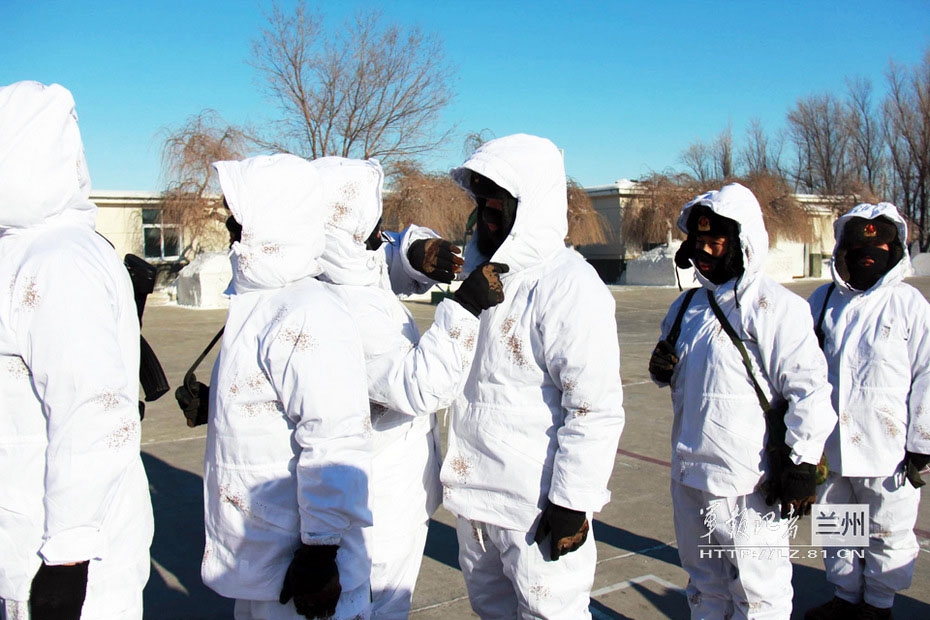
[142,452,233,619]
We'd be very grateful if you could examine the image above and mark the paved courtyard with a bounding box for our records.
[137,278,930,619]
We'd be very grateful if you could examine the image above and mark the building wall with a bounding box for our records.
[96,205,143,260]
[580,182,844,283]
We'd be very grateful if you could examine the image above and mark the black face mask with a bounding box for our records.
[470,173,517,257]
[845,246,891,290]
[694,243,744,285]
[225,215,242,248]
[476,197,517,257]
[365,217,384,251]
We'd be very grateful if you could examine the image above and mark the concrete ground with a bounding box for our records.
[137,278,930,619]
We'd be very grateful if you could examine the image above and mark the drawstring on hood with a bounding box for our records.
[831,202,912,293]
[312,156,390,289]
[452,134,568,275]
[0,81,96,230]
[676,183,768,306]
[213,154,326,294]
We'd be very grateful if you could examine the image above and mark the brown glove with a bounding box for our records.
[407,238,465,283]
[453,262,509,317]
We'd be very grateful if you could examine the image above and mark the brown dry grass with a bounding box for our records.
[382,161,475,243]
[383,164,608,246]
[622,172,816,247]
[567,178,609,246]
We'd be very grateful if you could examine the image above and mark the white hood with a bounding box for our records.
[213,154,325,293]
[830,201,912,292]
[0,81,95,229]
[676,183,768,305]
[452,133,568,274]
[311,156,389,288]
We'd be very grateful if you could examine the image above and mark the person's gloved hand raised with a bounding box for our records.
[533,502,589,561]
[453,262,509,317]
[175,372,209,428]
[407,238,465,283]
[648,340,678,383]
[29,561,89,620]
[905,451,930,488]
[778,461,817,519]
[279,544,341,619]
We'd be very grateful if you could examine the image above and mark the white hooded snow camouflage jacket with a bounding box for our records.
[440,134,625,532]
[202,154,372,603]
[312,156,480,526]
[809,202,930,477]
[0,81,153,601]
[657,183,836,497]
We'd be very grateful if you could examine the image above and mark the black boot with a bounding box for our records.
[858,602,893,620]
[804,596,860,620]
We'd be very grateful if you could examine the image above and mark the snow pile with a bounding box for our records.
[622,241,697,286]
[912,253,930,277]
[176,252,231,308]
[623,240,810,286]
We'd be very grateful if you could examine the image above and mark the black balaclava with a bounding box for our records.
[364,216,384,251]
[839,216,901,291]
[674,205,744,285]
[223,197,242,248]
[470,172,518,257]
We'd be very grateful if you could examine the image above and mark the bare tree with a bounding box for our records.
[383,162,607,247]
[846,77,887,197]
[786,93,852,194]
[680,139,713,182]
[566,178,608,246]
[382,160,474,243]
[251,2,455,164]
[712,124,736,179]
[622,171,812,249]
[884,51,930,250]
[158,110,247,256]
[741,118,784,176]
[462,129,495,157]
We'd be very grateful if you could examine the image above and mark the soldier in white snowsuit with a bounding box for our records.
[202,154,372,620]
[440,134,625,618]
[311,156,506,618]
[0,81,154,620]
[804,202,930,620]
[649,183,836,619]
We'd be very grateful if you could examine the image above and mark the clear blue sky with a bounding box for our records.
[3,0,929,190]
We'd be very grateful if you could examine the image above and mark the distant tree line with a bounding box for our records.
[668,50,930,251]
[157,1,606,257]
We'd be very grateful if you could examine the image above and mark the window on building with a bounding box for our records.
[142,208,182,261]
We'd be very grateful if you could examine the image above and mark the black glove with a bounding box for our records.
[905,451,930,488]
[407,238,465,283]
[453,262,509,317]
[279,544,341,619]
[648,339,678,383]
[30,562,89,620]
[533,502,589,561]
[778,461,818,519]
[175,373,209,428]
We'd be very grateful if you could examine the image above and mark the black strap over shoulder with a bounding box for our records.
[815,283,836,351]
[184,327,225,384]
[666,288,699,347]
[706,291,771,412]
